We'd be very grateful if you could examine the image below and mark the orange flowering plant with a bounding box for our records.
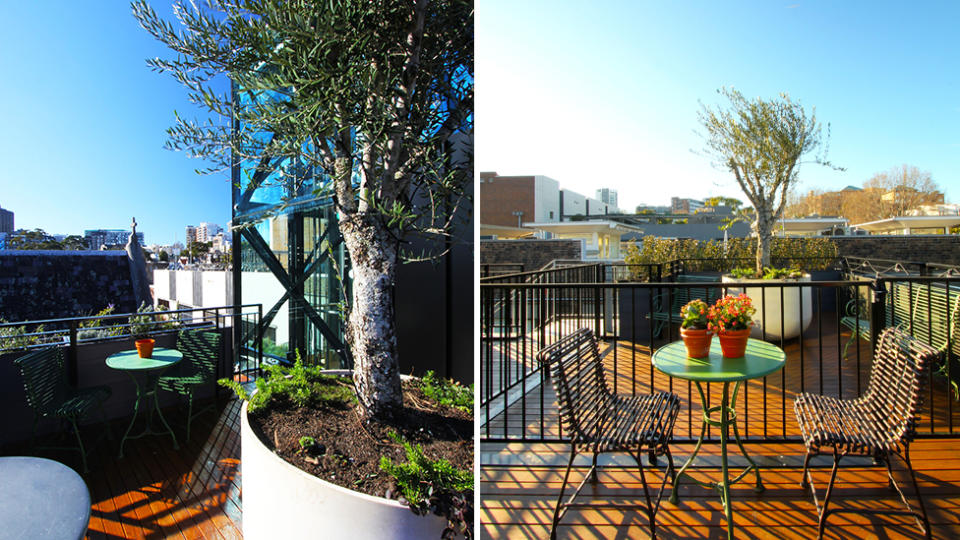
[707,294,756,332]
[680,299,710,330]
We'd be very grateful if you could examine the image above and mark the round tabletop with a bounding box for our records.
[106,347,182,371]
[0,456,91,540]
[652,338,786,383]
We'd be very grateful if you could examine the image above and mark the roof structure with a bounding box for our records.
[851,215,960,234]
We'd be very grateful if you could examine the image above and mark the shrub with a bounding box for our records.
[218,351,354,413]
[379,431,473,539]
[420,371,473,414]
[623,236,838,279]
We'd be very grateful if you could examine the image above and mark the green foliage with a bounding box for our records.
[697,87,840,272]
[77,305,125,340]
[680,299,709,329]
[379,431,473,539]
[6,228,84,251]
[127,302,157,338]
[298,436,317,452]
[622,236,838,279]
[260,337,290,359]
[218,351,354,413]
[729,266,804,279]
[0,321,48,350]
[419,371,473,414]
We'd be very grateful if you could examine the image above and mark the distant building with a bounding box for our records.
[197,222,222,243]
[671,197,704,214]
[84,229,144,250]
[478,171,614,230]
[595,188,619,211]
[185,225,197,245]
[635,204,671,214]
[0,204,13,233]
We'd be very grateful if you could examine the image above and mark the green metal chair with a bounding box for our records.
[14,347,112,473]
[158,329,222,441]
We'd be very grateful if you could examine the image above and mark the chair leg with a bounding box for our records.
[633,450,657,539]
[70,419,89,474]
[30,413,39,450]
[841,333,854,360]
[903,445,932,539]
[550,446,577,540]
[186,390,194,442]
[801,452,812,488]
[817,451,842,540]
[665,446,677,490]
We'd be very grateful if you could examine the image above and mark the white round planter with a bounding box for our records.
[240,399,448,539]
[721,274,813,340]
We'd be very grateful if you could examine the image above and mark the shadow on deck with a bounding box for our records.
[2,397,243,539]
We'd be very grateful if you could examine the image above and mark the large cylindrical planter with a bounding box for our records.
[241,400,448,539]
[721,274,813,340]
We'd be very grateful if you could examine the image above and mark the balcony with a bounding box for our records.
[0,305,259,538]
[480,258,960,538]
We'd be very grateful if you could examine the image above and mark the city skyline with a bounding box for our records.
[0,3,231,246]
[477,1,960,212]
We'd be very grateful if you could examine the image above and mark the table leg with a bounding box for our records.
[147,372,178,450]
[117,372,142,459]
[669,382,709,504]
[117,371,179,459]
[669,380,765,539]
[720,382,734,540]
[729,380,763,492]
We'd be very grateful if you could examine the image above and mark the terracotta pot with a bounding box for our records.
[717,329,750,358]
[135,338,155,358]
[680,327,713,358]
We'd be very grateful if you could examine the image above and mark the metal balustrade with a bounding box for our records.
[480,261,960,443]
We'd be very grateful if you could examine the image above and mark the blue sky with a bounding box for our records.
[477,1,960,212]
[0,2,230,246]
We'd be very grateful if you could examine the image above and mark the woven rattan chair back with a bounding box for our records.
[537,328,613,445]
[177,329,221,379]
[14,347,67,414]
[863,326,940,444]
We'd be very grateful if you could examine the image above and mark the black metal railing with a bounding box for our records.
[0,304,264,384]
[480,266,960,444]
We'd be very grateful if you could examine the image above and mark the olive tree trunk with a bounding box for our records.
[754,212,774,273]
[339,215,403,420]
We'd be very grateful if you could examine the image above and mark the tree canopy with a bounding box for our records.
[698,87,837,273]
[134,0,473,419]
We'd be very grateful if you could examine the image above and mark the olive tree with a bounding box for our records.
[133,0,473,420]
[697,88,836,274]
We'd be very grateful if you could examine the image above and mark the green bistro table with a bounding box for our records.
[106,347,182,458]
[652,338,785,540]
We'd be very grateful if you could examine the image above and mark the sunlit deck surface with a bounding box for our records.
[481,316,960,538]
[6,397,243,539]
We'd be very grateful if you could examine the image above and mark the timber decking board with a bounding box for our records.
[480,440,960,539]
[2,397,244,539]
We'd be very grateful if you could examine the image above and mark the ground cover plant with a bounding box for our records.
[219,355,473,538]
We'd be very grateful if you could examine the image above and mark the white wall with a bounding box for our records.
[561,189,586,218]
[534,175,560,222]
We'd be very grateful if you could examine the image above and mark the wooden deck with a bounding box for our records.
[480,316,960,537]
[4,397,243,539]
[481,440,960,539]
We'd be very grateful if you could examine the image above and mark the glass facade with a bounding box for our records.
[232,88,350,368]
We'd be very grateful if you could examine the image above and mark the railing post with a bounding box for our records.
[870,279,887,355]
[68,320,78,386]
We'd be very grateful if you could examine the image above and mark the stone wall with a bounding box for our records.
[480,239,582,271]
[830,236,960,266]
[0,251,138,322]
